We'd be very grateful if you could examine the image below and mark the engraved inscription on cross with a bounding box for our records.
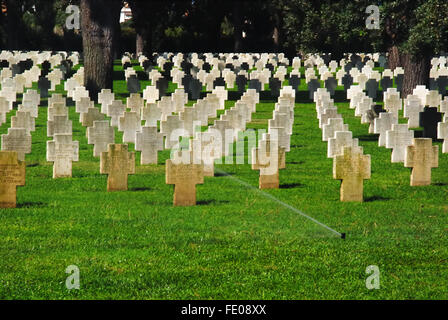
[135,126,164,164]
[0,151,25,208]
[333,146,370,202]
[47,134,79,178]
[404,138,438,186]
[100,144,135,191]
[166,151,204,206]
[87,120,115,157]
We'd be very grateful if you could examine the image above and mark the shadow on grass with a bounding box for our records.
[434,182,448,186]
[357,134,378,142]
[287,161,304,165]
[364,196,390,202]
[17,202,47,208]
[280,183,304,189]
[113,70,124,81]
[197,199,230,205]
[214,171,235,177]
[26,163,39,167]
[130,187,152,191]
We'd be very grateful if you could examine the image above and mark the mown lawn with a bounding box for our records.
[0,60,447,299]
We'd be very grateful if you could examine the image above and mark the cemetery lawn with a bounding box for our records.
[0,62,447,300]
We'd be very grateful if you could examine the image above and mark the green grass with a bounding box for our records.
[0,60,447,299]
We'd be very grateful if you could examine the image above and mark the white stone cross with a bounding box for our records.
[328,131,359,158]
[386,124,414,162]
[374,112,398,147]
[135,126,164,164]
[437,121,448,153]
[47,134,79,178]
[322,118,348,141]
[98,89,115,114]
[107,100,126,127]
[160,114,185,149]
[87,120,115,157]
[1,128,32,161]
[119,111,142,143]
[11,111,35,135]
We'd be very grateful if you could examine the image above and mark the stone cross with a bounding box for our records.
[142,85,159,104]
[328,131,359,158]
[48,102,68,121]
[166,152,204,206]
[319,108,341,128]
[11,111,35,135]
[19,100,39,119]
[46,134,79,178]
[374,112,398,147]
[0,151,25,208]
[1,128,31,161]
[87,120,115,157]
[98,89,115,114]
[419,107,442,139]
[384,95,402,119]
[251,133,286,189]
[81,107,104,130]
[333,146,370,202]
[47,115,72,137]
[160,115,185,149]
[100,144,135,191]
[211,119,232,156]
[119,111,142,144]
[135,126,164,164]
[76,97,94,117]
[127,93,144,114]
[404,138,438,186]
[426,90,441,108]
[322,118,348,141]
[107,100,126,127]
[386,124,414,163]
[48,93,66,108]
[404,99,423,128]
[142,103,162,127]
[437,121,448,153]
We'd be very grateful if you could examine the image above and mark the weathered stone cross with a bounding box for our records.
[100,144,135,191]
[404,138,438,186]
[333,146,370,202]
[166,151,204,206]
[0,151,25,208]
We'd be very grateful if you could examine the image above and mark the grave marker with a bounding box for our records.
[1,128,31,161]
[386,124,414,163]
[333,146,370,202]
[419,107,442,139]
[404,138,438,186]
[0,151,25,208]
[100,144,135,191]
[135,126,164,164]
[166,152,204,206]
[46,134,79,178]
[87,120,115,157]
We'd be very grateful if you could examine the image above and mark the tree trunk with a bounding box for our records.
[401,53,430,97]
[387,45,401,70]
[136,32,145,56]
[80,0,122,100]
